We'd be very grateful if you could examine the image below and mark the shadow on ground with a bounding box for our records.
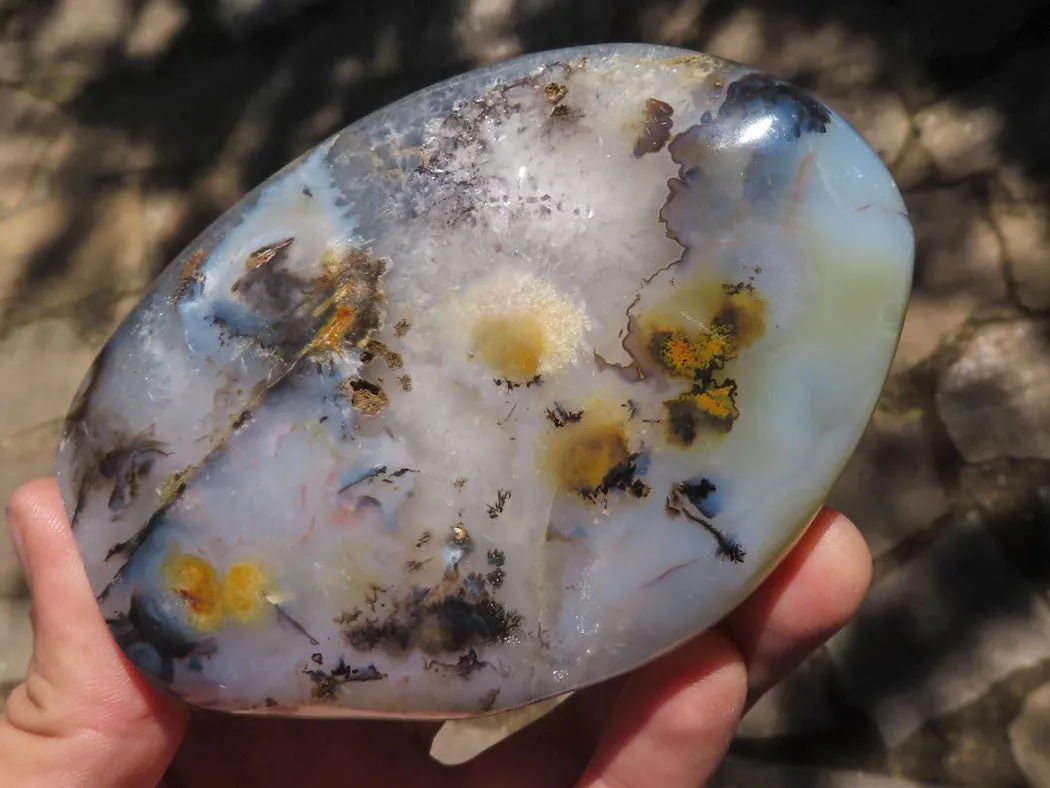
[3,0,1050,337]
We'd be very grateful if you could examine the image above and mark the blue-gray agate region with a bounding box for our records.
[56,44,913,719]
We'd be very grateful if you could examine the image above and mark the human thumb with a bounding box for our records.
[1,478,188,787]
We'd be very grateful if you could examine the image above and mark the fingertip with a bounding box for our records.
[6,477,64,524]
[724,506,872,699]
[2,478,189,785]
[578,630,747,788]
[6,477,73,583]
[816,507,873,601]
[6,478,97,638]
[769,506,872,633]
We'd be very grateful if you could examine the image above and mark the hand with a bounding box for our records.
[1,477,871,787]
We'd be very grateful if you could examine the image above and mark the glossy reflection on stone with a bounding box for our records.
[56,44,913,719]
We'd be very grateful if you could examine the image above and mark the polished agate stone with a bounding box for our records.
[56,44,913,719]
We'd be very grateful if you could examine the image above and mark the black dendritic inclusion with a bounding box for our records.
[340,568,522,658]
[545,403,583,427]
[486,549,507,589]
[222,237,315,353]
[486,489,510,518]
[210,241,389,368]
[581,452,651,503]
[718,73,831,141]
[305,658,386,700]
[494,375,542,391]
[107,595,215,684]
[666,480,745,563]
[97,429,170,513]
[343,591,522,655]
[423,647,493,679]
[463,571,487,597]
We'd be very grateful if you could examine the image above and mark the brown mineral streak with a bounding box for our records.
[172,248,206,303]
[633,99,674,157]
[376,342,403,369]
[306,248,388,356]
[246,237,294,270]
[341,379,389,417]
[661,54,710,68]
[641,557,700,588]
[543,82,568,104]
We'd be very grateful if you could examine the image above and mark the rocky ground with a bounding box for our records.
[1,1,1049,785]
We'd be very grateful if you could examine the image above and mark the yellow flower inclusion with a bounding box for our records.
[162,553,274,631]
[472,314,547,382]
[162,552,224,632]
[464,272,590,384]
[222,561,272,624]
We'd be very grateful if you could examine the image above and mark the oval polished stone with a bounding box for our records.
[56,44,913,719]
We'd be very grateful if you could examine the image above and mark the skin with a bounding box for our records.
[0,477,871,787]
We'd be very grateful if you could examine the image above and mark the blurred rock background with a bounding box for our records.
[1,0,1049,784]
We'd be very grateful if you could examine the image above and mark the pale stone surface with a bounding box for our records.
[711,756,951,787]
[1009,681,1050,788]
[936,321,1050,463]
[824,93,910,167]
[58,45,912,718]
[0,0,1045,781]
[827,512,1050,747]
[827,410,948,558]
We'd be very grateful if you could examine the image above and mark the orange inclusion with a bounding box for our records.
[222,562,272,624]
[162,552,224,632]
